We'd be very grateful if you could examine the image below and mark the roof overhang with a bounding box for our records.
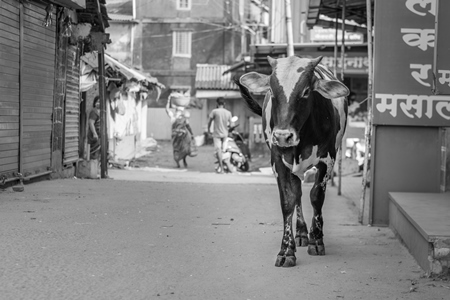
[307,0,373,30]
[51,0,85,9]
[104,53,165,89]
[195,90,243,99]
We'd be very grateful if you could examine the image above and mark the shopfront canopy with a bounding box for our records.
[307,0,373,32]
[80,52,165,92]
[104,54,164,89]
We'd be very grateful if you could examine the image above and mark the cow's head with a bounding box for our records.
[238,56,349,148]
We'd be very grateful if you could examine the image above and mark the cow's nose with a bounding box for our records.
[272,129,296,147]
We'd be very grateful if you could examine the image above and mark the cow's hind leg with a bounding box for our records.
[307,162,329,256]
[274,161,301,267]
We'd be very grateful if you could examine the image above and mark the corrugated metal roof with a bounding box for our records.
[307,0,373,29]
[195,64,238,90]
[104,53,165,88]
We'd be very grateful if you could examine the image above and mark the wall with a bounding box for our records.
[136,0,237,20]
[132,0,244,104]
[105,23,132,64]
[370,126,441,225]
[142,21,240,102]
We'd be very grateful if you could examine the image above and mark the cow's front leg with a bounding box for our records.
[273,158,302,267]
[308,162,329,256]
[295,200,309,247]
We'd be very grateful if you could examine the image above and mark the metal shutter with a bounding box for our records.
[64,46,80,164]
[0,0,20,177]
[21,1,56,175]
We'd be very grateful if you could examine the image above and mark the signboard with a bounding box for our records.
[295,51,368,75]
[309,28,363,43]
[373,0,450,126]
[434,0,450,95]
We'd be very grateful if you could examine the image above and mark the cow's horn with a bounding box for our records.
[311,56,323,67]
[267,56,277,68]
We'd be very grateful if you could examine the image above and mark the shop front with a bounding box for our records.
[372,0,449,275]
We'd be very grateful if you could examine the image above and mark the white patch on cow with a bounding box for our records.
[287,146,334,182]
[282,155,293,171]
[272,163,278,178]
[331,97,347,150]
[320,155,335,191]
[275,58,308,103]
[290,146,320,180]
[264,94,273,148]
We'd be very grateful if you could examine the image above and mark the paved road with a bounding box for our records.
[0,171,448,299]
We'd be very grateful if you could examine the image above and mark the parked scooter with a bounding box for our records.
[214,117,250,173]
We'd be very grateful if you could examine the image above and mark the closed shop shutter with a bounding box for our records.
[0,0,20,177]
[21,1,56,175]
[64,45,80,164]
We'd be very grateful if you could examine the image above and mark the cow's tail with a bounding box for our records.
[233,76,263,117]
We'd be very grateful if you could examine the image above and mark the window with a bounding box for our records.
[173,31,191,57]
[177,0,191,10]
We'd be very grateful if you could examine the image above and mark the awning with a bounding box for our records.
[307,0,373,30]
[104,53,165,89]
[80,52,165,89]
[53,0,85,9]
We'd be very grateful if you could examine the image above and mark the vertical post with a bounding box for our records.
[285,0,294,56]
[338,0,346,196]
[19,2,24,175]
[98,49,108,178]
[258,1,264,44]
[130,0,136,66]
[359,0,374,224]
[331,4,339,187]
[239,0,246,54]
[333,8,338,77]
[432,0,439,94]
[229,0,235,63]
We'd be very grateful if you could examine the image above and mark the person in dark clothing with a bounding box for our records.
[88,96,101,160]
[165,95,197,168]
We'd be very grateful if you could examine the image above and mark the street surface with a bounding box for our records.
[0,170,449,299]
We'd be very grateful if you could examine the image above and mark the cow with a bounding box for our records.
[234,56,349,267]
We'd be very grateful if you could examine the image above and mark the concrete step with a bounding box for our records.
[389,192,450,275]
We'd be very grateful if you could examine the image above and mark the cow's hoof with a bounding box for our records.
[307,240,325,256]
[295,236,309,247]
[275,255,296,267]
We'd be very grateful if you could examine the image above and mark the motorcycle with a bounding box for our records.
[214,117,251,173]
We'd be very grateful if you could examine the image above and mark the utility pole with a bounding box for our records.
[239,0,246,55]
[359,0,373,224]
[337,0,346,196]
[285,0,294,56]
[93,0,109,178]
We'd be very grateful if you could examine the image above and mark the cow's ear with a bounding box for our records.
[239,72,270,94]
[267,56,277,68]
[313,79,350,99]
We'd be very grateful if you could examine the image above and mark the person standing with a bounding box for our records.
[88,96,101,160]
[165,94,197,168]
[207,97,233,173]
